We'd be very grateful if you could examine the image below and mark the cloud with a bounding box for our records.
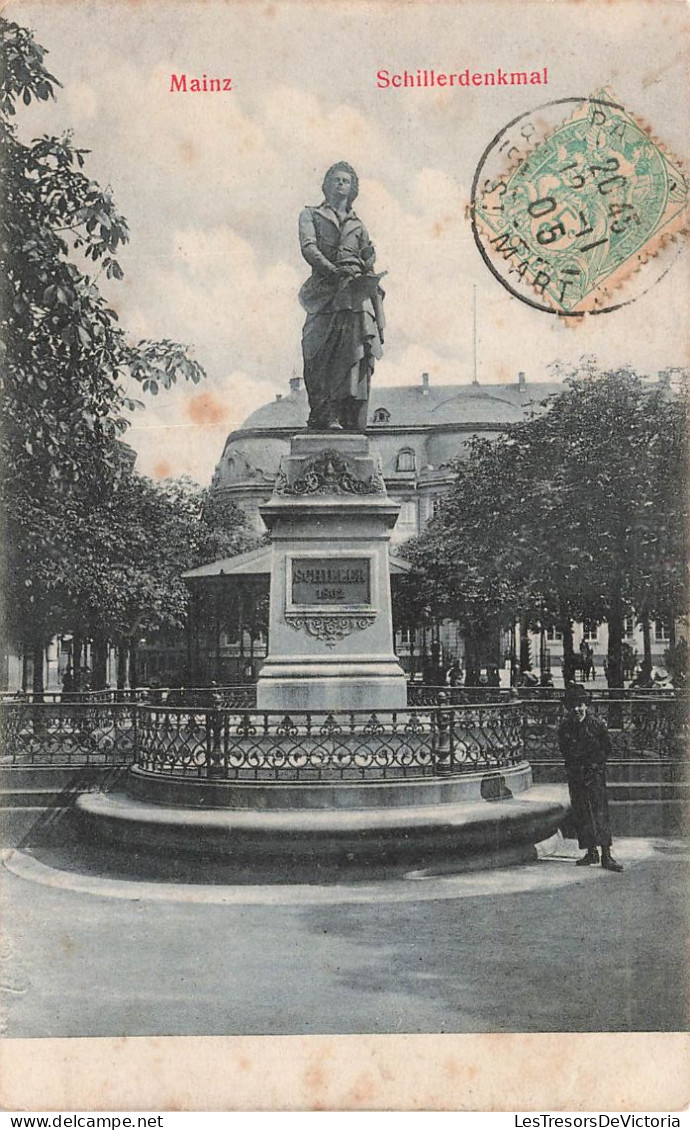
[63,80,99,121]
[365,173,475,358]
[126,369,278,483]
[14,1,689,490]
[106,222,303,386]
[376,343,471,388]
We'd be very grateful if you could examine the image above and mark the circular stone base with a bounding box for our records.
[76,782,570,875]
[126,761,534,809]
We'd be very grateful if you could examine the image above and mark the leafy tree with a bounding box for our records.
[400,437,527,680]
[406,367,687,688]
[515,367,687,686]
[61,471,257,687]
[0,19,207,684]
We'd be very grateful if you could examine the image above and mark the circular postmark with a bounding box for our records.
[471,96,688,316]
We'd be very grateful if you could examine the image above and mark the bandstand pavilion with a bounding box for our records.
[173,367,677,688]
[179,370,561,685]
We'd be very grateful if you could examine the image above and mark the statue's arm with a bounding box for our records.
[358,222,376,266]
[299,209,338,275]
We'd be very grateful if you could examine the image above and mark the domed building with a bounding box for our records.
[209,370,560,544]
[173,370,563,686]
[146,366,677,688]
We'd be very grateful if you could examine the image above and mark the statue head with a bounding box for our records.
[322,161,359,208]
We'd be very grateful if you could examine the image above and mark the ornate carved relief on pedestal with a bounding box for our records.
[257,433,407,709]
[274,449,385,497]
[286,611,376,647]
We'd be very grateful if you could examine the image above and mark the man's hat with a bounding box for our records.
[564,682,589,707]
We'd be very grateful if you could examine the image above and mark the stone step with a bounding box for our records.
[0,766,109,788]
[0,787,73,808]
[606,781,690,802]
[531,760,687,784]
[75,783,570,872]
[609,800,687,838]
[0,766,126,847]
[0,806,73,846]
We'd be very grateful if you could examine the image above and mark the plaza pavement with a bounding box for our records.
[1,833,687,1038]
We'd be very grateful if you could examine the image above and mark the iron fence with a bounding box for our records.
[522,696,687,761]
[3,682,677,708]
[1,694,684,777]
[0,701,138,766]
[0,685,258,707]
[407,685,512,706]
[134,702,524,781]
[406,684,678,705]
[2,700,524,780]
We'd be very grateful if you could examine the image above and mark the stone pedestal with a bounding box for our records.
[256,433,408,712]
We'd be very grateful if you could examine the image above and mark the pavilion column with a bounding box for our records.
[237,585,245,679]
[214,584,222,683]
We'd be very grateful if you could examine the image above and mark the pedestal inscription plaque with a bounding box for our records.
[286,555,376,646]
[256,433,408,712]
[290,558,371,606]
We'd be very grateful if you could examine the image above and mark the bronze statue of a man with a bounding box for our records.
[298,162,385,432]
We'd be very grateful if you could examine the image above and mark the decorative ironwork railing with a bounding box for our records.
[0,702,138,766]
[134,703,524,781]
[1,701,524,779]
[0,685,259,707]
[1,695,684,777]
[522,697,687,762]
[2,682,676,708]
[406,684,678,706]
[407,685,513,706]
[0,689,119,705]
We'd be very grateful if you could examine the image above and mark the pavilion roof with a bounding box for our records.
[183,544,416,580]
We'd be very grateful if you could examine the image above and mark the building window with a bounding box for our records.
[583,621,599,642]
[398,500,418,530]
[545,626,562,642]
[372,407,390,424]
[624,616,635,638]
[396,448,416,472]
[655,621,670,642]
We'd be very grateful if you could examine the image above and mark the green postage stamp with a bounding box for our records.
[471,94,688,315]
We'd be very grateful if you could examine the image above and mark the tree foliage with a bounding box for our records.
[0,19,213,662]
[61,472,257,646]
[407,366,688,686]
[1,18,204,482]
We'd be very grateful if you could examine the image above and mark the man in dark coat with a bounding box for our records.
[558,684,624,871]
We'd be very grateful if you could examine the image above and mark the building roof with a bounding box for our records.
[208,374,567,496]
[238,378,563,433]
[184,544,415,579]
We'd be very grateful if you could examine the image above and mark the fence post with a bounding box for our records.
[132,703,139,765]
[435,692,451,772]
[205,709,213,778]
[448,707,455,771]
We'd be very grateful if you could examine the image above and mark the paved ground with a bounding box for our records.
[1,833,687,1038]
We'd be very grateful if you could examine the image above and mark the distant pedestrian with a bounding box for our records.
[558,684,623,872]
[166,684,186,707]
[445,661,462,687]
[486,665,500,687]
[630,661,653,689]
[579,640,594,681]
[61,665,75,696]
[147,677,163,705]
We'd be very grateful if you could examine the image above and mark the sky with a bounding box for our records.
[9,0,690,484]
